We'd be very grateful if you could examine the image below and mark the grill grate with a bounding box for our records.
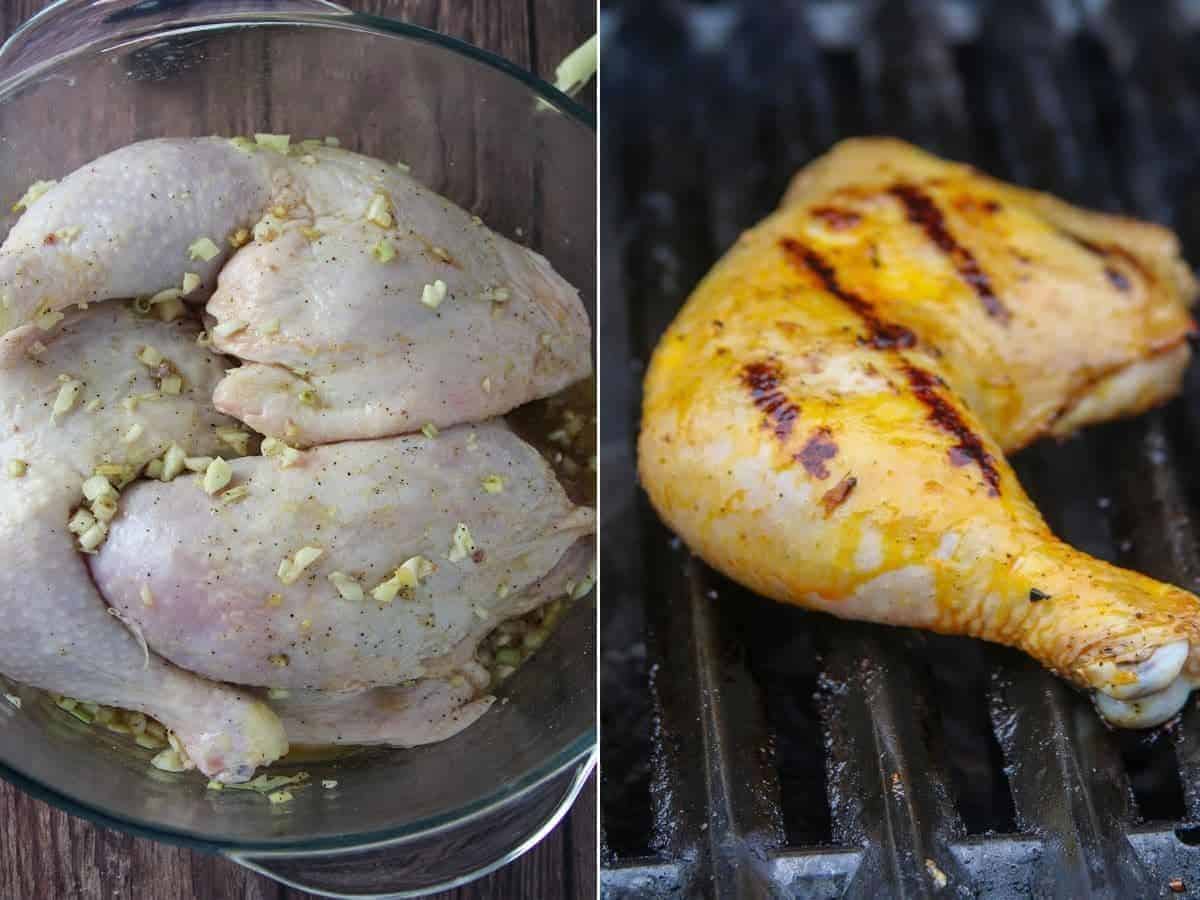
[601,1,1200,896]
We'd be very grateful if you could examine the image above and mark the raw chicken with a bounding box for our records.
[640,138,1200,728]
[0,305,287,780]
[0,138,591,444]
[89,421,595,691]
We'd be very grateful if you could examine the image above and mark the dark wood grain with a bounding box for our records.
[0,2,596,899]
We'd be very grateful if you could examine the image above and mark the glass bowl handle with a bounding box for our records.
[0,0,349,82]
[226,748,597,898]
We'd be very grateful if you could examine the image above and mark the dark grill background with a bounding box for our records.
[600,0,1200,896]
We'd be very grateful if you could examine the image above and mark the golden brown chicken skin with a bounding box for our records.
[639,138,1200,728]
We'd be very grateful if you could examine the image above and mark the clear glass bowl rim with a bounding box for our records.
[0,6,597,855]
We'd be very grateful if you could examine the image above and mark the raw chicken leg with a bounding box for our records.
[640,138,1200,728]
[267,536,593,745]
[89,421,596,691]
[0,138,591,443]
[0,306,287,780]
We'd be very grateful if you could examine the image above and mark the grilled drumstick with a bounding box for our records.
[640,138,1199,728]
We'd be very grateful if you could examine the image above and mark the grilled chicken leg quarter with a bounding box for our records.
[640,138,1200,728]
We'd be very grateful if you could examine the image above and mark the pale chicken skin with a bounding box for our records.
[0,138,591,445]
[640,138,1200,728]
[0,306,287,780]
[89,421,594,690]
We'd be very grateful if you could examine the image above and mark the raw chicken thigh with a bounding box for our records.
[89,422,594,690]
[0,305,287,781]
[0,138,591,443]
[0,136,593,778]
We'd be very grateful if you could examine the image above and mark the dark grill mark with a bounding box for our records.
[779,238,916,350]
[820,474,857,516]
[889,183,1011,323]
[1105,267,1131,292]
[810,206,862,231]
[797,428,838,479]
[903,364,1001,496]
[741,361,800,442]
[1029,588,1051,602]
[1063,229,1154,293]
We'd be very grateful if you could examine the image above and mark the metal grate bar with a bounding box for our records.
[819,629,968,898]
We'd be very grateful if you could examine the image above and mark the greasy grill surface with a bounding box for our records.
[600,1,1200,896]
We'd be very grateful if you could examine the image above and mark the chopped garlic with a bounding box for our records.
[161,444,186,481]
[181,272,201,295]
[213,319,247,339]
[421,423,439,439]
[329,571,364,602]
[68,509,95,535]
[187,237,220,261]
[82,474,115,502]
[540,333,553,347]
[150,748,189,772]
[266,592,283,607]
[84,398,101,412]
[371,554,435,602]
[268,789,293,805]
[254,133,291,154]
[322,779,338,789]
[365,192,393,228]
[36,309,64,331]
[268,654,290,668]
[571,564,596,600]
[145,458,164,479]
[299,154,317,166]
[278,546,323,584]
[295,387,319,408]
[220,485,249,505]
[447,523,476,563]
[482,286,511,302]
[12,179,56,212]
[300,226,322,241]
[371,237,395,263]
[229,228,250,248]
[78,521,108,552]
[5,694,21,709]
[6,459,26,478]
[156,296,186,322]
[217,428,251,455]
[481,474,505,494]
[138,345,163,367]
[91,495,117,523]
[553,34,598,96]
[261,437,302,468]
[432,246,452,264]
[481,376,492,394]
[160,375,183,395]
[473,604,489,620]
[253,214,285,243]
[122,423,144,444]
[140,584,154,608]
[183,456,212,473]
[421,279,448,309]
[268,688,290,699]
[150,288,180,305]
[203,457,233,495]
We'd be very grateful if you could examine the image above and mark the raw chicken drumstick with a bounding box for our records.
[640,138,1200,728]
[0,306,287,780]
[0,137,591,444]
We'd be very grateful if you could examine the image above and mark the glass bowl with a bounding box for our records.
[0,2,596,896]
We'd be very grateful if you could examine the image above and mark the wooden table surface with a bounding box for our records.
[0,2,596,898]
